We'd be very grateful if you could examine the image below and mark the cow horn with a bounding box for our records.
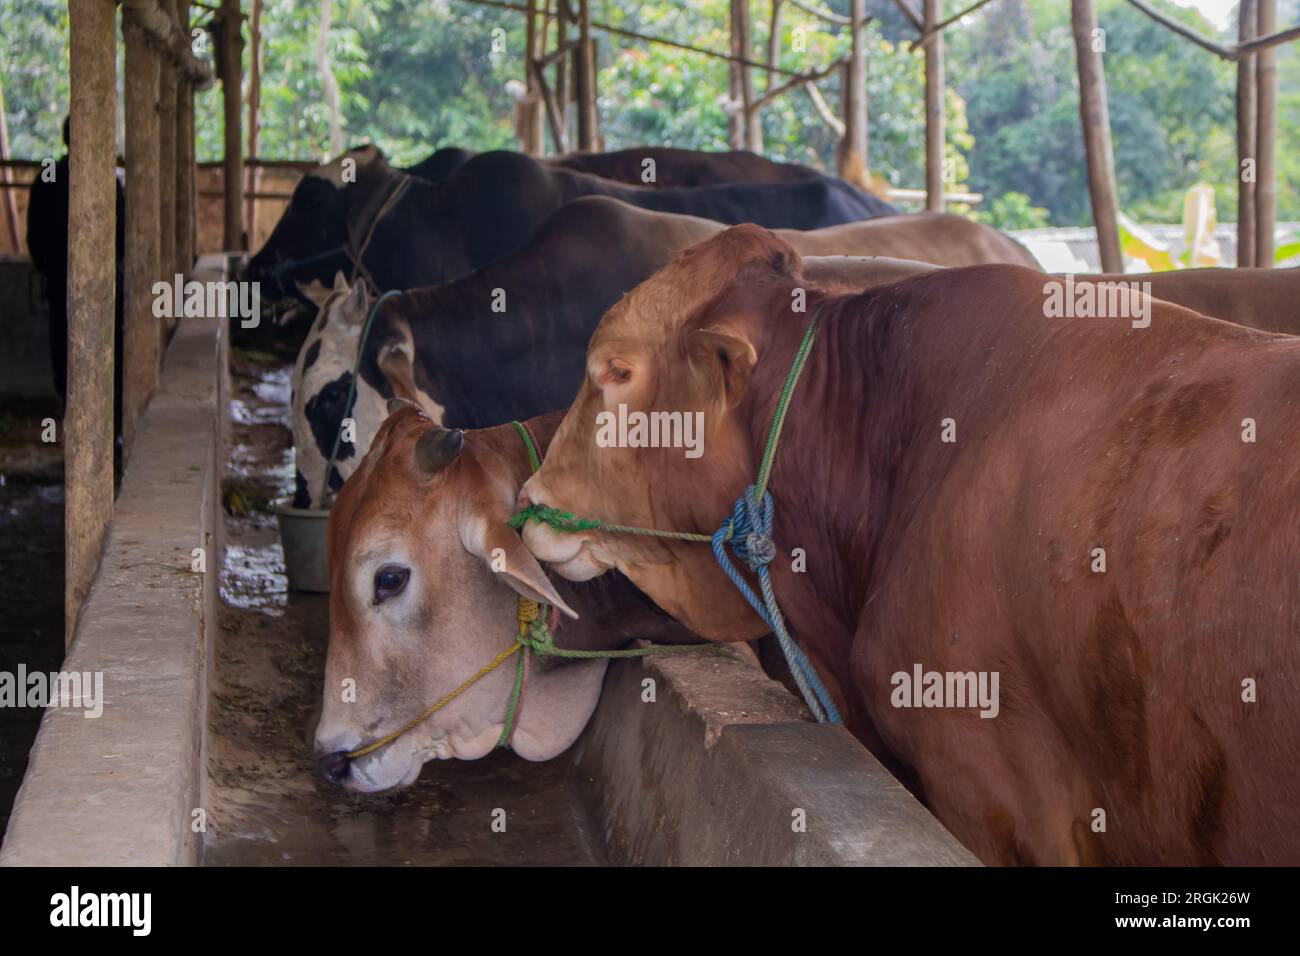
[386,396,420,416]
[414,427,464,474]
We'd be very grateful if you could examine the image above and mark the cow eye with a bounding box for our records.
[599,359,632,387]
[373,565,410,603]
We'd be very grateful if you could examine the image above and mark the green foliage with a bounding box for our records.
[0,0,68,158]
[950,0,1297,227]
[976,191,1051,231]
[1,0,1297,231]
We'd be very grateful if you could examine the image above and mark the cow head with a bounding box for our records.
[291,275,443,508]
[313,408,598,793]
[518,225,804,641]
[244,146,387,300]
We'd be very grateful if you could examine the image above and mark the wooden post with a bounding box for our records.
[158,8,177,318]
[245,0,263,242]
[0,76,21,252]
[176,0,195,275]
[839,0,868,183]
[1254,0,1277,267]
[733,0,760,153]
[1070,0,1123,274]
[765,0,783,92]
[924,0,945,212]
[728,2,743,149]
[522,0,544,154]
[222,0,244,250]
[1236,0,1257,268]
[66,0,118,642]
[555,0,570,150]
[576,0,596,151]
[122,14,161,456]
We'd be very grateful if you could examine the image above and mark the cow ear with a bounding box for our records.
[376,323,441,422]
[344,280,369,321]
[295,278,332,307]
[688,326,758,408]
[460,514,579,620]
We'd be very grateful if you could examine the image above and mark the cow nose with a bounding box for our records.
[318,751,352,784]
[515,490,533,512]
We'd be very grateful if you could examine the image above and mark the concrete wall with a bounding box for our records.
[0,256,56,400]
[0,306,225,866]
[573,653,978,866]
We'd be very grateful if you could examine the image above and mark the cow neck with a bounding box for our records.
[744,285,931,682]
[410,254,570,428]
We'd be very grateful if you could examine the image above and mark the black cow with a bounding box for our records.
[403,145,820,188]
[246,148,893,304]
[290,196,978,507]
[401,146,476,183]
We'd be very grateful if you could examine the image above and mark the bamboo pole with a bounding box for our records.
[924,0,945,211]
[245,0,263,242]
[576,0,596,150]
[523,0,544,154]
[733,0,760,152]
[222,0,244,250]
[66,0,118,643]
[1071,0,1123,274]
[122,14,161,456]
[158,5,177,330]
[1237,0,1257,268]
[176,0,195,275]
[1254,0,1276,267]
[555,0,570,149]
[766,0,783,91]
[839,0,868,182]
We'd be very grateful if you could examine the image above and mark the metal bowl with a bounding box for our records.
[270,498,331,593]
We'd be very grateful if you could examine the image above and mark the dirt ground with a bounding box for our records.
[202,355,605,865]
[0,399,65,837]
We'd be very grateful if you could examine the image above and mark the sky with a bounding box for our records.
[1176,0,1238,31]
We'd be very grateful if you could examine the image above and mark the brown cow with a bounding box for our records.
[518,225,1300,865]
[313,406,701,792]
[779,258,1300,335]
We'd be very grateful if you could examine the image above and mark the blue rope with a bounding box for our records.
[711,485,841,723]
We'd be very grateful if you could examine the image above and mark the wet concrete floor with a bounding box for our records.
[201,354,606,865]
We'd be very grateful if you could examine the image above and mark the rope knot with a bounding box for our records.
[720,486,776,572]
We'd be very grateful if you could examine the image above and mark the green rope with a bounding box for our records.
[507,505,717,543]
[755,319,817,502]
[518,616,734,661]
[496,649,528,749]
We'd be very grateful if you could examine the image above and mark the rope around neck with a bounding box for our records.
[509,312,841,723]
[343,420,735,762]
[266,174,412,295]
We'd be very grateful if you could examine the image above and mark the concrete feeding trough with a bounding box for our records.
[271,498,331,592]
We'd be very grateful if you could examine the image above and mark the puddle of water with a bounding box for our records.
[204,356,606,866]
